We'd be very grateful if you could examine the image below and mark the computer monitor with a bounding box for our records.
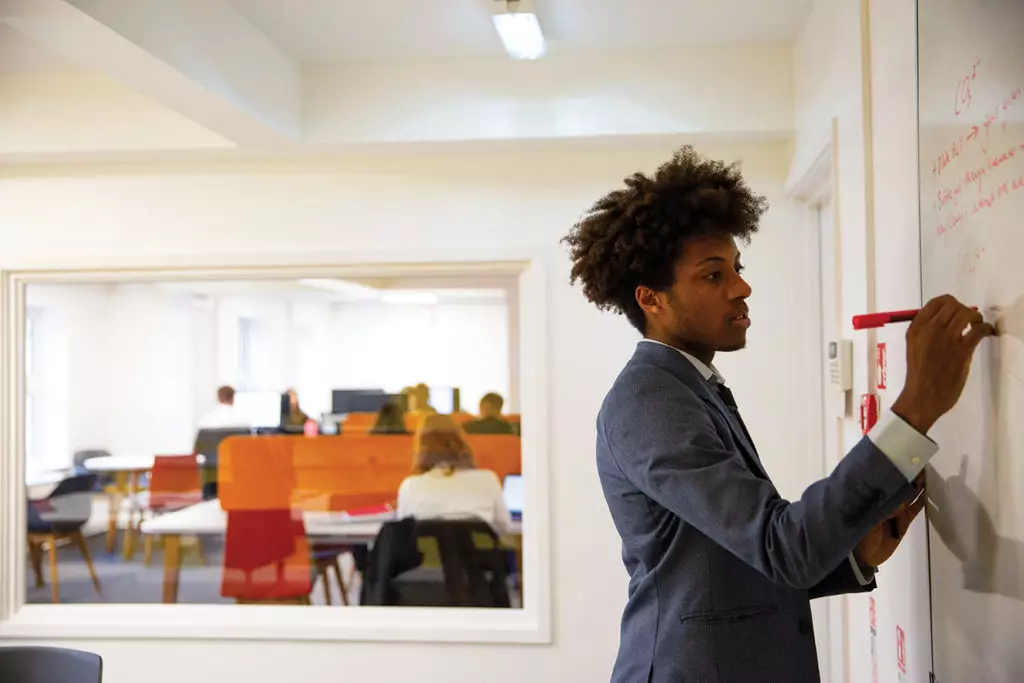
[502,474,523,521]
[429,386,460,414]
[331,389,389,414]
[233,391,283,429]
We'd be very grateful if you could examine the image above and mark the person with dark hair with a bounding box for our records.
[463,392,516,435]
[196,385,249,429]
[564,146,993,682]
[369,400,409,435]
[280,388,310,429]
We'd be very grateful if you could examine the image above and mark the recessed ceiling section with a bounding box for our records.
[228,0,813,62]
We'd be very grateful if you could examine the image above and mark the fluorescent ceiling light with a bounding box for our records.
[382,291,440,305]
[298,278,379,299]
[492,0,547,60]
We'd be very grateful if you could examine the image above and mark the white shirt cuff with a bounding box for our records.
[849,553,875,586]
[867,409,939,482]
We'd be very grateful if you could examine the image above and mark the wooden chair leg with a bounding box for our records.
[71,530,102,595]
[144,533,155,567]
[105,498,118,554]
[332,558,350,606]
[195,536,209,566]
[27,540,44,589]
[46,536,60,604]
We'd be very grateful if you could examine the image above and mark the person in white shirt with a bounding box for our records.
[196,386,251,430]
[397,414,512,535]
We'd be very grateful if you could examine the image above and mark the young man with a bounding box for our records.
[196,385,250,430]
[563,147,993,683]
[463,392,517,435]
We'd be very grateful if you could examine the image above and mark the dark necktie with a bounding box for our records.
[714,381,758,454]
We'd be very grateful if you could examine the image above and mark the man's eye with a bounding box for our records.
[705,272,722,282]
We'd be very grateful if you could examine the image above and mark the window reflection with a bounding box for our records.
[23,277,523,608]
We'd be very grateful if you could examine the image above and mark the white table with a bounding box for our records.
[83,454,205,559]
[140,500,522,603]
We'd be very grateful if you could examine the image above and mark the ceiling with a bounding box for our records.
[228,0,813,61]
[0,23,76,75]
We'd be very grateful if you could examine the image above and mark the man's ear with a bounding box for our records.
[635,285,662,315]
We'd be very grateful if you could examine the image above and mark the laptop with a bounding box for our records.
[502,474,524,521]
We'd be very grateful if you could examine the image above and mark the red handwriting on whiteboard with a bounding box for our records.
[958,248,987,278]
[936,211,966,237]
[989,144,1019,170]
[972,174,1024,215]
[935,181,963,209]
[932,136,965,177]
[955,59,981,116]
[964,165,987,192]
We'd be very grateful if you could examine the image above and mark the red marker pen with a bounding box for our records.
[852,306,978,330]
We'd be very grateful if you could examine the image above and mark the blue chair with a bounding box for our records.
[27,473,101,604]
[0,646,102,682]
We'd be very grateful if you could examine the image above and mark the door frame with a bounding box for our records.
[787,118,846,683]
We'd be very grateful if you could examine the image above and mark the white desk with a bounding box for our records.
[83,454,205,473]
[140,500,522,603]
[83,454,204,560]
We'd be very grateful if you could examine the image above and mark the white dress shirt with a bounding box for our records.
[397,468,513,535]
[196,403,251,430]
[639,338,938,582]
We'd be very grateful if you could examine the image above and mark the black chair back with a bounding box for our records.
[0,646,102,683]
[48,473,99,499]
[362,518,511,608]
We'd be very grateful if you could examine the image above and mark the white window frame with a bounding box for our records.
[0,248,551,644]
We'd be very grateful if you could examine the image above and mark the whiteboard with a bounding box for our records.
[918,1,1024,682]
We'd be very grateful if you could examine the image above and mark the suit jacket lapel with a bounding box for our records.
[700,391,769,480]
[633,343,769,480]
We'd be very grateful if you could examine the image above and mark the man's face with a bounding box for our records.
[480,399,499,417]
[637,235,752,360]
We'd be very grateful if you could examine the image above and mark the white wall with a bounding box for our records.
[792,1,933,682]
[0,140,812,683]
[331,300,510,412]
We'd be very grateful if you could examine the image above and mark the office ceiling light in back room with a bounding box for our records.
[491,0,547,60]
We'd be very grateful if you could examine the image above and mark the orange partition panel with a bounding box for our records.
[465,435,522,480]
[218,436,297,511]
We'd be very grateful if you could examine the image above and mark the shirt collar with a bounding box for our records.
[638,339,726,384]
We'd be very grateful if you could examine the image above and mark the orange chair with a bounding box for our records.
[136,455,205,565]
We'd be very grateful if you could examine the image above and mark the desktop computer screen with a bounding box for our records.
[429,386,460,414]
[331,389,389,414]
[503,474,523,520]
[233,391,282,429]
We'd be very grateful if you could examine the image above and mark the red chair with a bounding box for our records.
[140,455,204,567]
[221,509,312,604]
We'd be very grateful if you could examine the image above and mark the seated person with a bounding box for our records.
[463,392,516,435]
[197,386,250,429]
[397,414,512,535]
[369,400,409,435]
[280,388,311,429]
[403,383,437,418]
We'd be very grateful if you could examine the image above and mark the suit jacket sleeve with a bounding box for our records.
[809,558,875,599]
[601,366,918,591]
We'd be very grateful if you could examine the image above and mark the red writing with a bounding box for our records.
[932,136,965,177]
[954,59,981,116]
[989,144,1019,170]
[935,180,963,209]
[964,165,987,192]
[972,174,1024,215]
[935,211,966,237]
[896,626,907,674]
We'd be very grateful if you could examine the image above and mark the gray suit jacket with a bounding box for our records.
[597,342,918,683]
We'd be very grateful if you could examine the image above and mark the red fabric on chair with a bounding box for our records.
[221,509,311,601]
